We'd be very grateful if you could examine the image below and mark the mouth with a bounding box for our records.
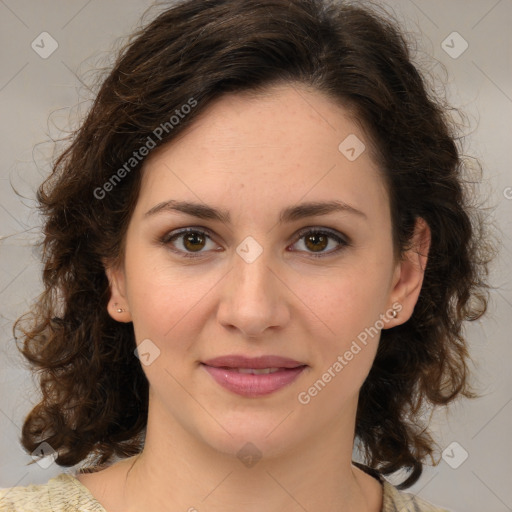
[213,367,291,374]
[202,354,306,369]
[200,355,308,397]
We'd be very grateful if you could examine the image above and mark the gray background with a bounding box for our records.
[0,1,511,511]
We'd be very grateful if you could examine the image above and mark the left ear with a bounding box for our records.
[104,259,133,323]
[386,217,431,326]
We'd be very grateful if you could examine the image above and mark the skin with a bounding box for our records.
[77,83,430,512]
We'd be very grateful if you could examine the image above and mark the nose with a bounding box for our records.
[216,242,290,339]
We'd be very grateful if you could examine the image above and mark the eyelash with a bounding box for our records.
[160,227,350,259]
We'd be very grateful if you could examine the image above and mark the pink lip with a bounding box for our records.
[201,355,308,397]
[201,365,307,397]
[202,354,305,369]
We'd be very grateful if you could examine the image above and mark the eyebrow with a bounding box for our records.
[144,199,367,223]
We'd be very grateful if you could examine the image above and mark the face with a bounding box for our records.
[106,83,429,460]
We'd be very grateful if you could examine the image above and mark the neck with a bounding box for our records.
[119,395,381,512]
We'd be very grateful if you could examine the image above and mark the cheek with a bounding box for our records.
[296,263,391,343]
[127,268,195,339]
[125,263,208,397]
[294,277,385,410]
[290,255,393,397]
[124,248,220,356]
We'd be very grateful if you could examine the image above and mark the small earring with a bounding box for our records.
[114,303,125,314]
[391,308,398,318]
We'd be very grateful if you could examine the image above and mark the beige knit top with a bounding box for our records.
[0,470,452,511]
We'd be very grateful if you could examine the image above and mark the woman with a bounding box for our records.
[0,0,492,510]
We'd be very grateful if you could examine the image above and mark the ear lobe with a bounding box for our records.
[388,217,431,325]
[104,263,132,323]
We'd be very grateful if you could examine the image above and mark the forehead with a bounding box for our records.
[136,84,388,222]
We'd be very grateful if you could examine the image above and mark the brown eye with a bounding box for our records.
[162,228,217,258]
[304,233,329,253]
[182,231,207,252]
[290,228,349,258]
[161,227,349,260]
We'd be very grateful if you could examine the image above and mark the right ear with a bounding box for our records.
[104,260,132,323]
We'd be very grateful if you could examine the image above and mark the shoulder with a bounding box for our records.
[381,479,454,512]
[0,473,106,512]
[352,462,454,512]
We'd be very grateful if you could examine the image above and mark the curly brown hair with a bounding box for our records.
[14,0,494,489]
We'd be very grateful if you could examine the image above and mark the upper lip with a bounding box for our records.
[202,355,306,369]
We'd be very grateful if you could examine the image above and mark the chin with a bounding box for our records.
[196,414,303,463]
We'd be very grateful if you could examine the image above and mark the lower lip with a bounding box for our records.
[201,364,307,397]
